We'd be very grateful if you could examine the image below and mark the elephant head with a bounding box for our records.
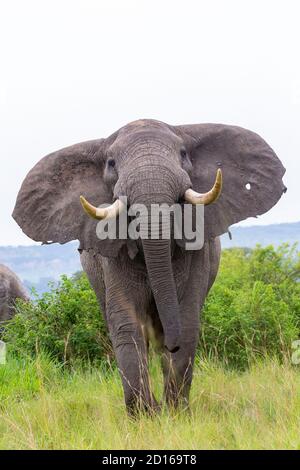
[13,119,286,351]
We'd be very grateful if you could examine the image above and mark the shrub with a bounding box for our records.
[200,245,300,368]
[3,274,112,365]
[3,244,300,369]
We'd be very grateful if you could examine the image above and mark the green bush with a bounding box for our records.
[200,244,300,368]
[3,244,300,369]
[3,274,112,365]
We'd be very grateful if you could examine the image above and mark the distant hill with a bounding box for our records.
[221,221,300,249]
[0,242,81,295]
[0,222,299,295]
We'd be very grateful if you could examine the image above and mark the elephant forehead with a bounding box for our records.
[110,129,182,162]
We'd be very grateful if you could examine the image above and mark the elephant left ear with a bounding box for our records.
[12,138,126,257]
[175,124,286,240]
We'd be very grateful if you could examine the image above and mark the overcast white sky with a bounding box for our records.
[0,0,299,245]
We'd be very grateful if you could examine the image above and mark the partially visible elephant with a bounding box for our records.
[0,264,29,323]
[13,119,286,414]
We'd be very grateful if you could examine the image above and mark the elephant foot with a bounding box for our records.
[126,395,161,418]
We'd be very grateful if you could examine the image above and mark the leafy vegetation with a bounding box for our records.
[200,244,300,368]
[2,244,300,369]
[2,275,112,365]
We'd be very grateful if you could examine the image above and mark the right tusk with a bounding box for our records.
[184,169,222,205]
[80,196,125,220]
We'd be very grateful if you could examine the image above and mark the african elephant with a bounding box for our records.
[13,119,286,413]
[0,264,29,323]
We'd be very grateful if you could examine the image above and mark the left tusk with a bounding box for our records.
[80,196,125,220]
[184,169,222,205]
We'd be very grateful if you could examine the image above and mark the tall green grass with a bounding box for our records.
[0,354,299,450]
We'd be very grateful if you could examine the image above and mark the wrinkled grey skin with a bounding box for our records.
[13,119,286,414]
[0,264,28,324]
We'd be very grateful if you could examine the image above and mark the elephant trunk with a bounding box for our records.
[141,230,181,353]
[143,240,181,352]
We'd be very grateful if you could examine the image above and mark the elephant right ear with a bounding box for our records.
[175,124,287,241]
[12,139,125,257]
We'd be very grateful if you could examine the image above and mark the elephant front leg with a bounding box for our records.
[107,299,158,415]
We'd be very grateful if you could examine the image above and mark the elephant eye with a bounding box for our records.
[107,158,116,168]
[180,149,187,159]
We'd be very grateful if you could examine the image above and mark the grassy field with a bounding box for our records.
[0,355,299,450]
